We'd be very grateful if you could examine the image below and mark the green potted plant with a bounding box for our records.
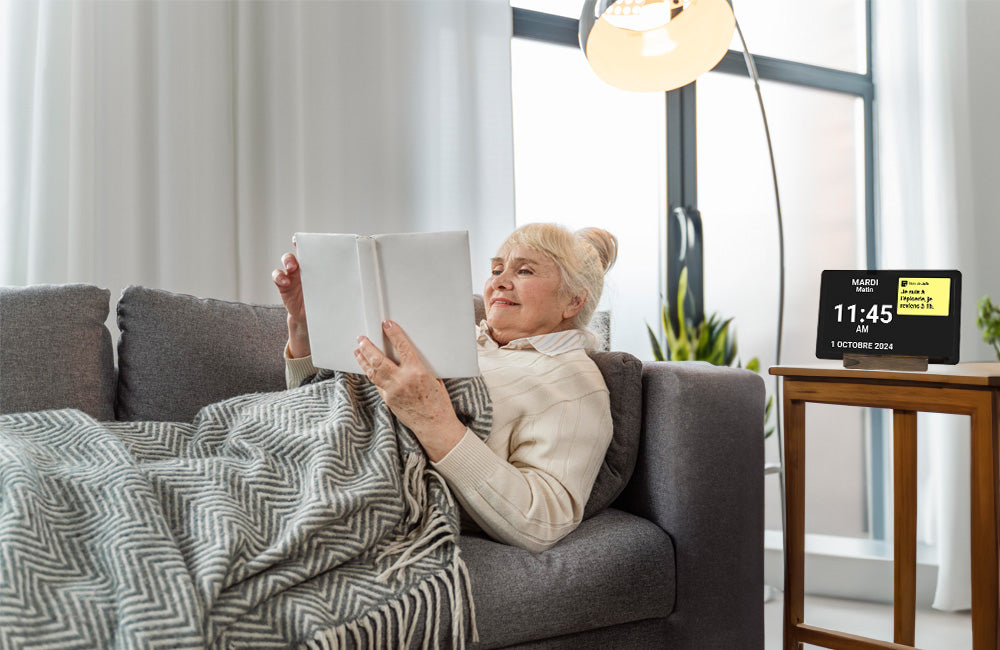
[977,296,1000,360]
[647,266,774,437]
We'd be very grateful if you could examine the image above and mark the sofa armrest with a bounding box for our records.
[615,361,765,650]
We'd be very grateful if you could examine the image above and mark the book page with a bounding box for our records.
[374,231,480,378]
[355,236,388,352]
[295,233,377,372]
[295,231,480,378]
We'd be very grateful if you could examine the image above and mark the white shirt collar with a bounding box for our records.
[476,321,591,357]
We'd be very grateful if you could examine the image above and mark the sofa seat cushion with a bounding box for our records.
[460,508,674,649]
[0,284,115,420]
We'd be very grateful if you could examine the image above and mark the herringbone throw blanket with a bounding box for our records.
[0,371,491,649]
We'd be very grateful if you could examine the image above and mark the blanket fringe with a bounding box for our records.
[375,461,459,582]
[304,559,476,650]
[304,456,477,650]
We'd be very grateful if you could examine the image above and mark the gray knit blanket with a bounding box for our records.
[0,371,491,649]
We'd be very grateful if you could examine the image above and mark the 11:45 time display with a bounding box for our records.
[833,303,893,324]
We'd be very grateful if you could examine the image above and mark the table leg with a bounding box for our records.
[995,392,1000,650]
[969,392,999,649]
[783,393,806,650]
[892,410,917,646]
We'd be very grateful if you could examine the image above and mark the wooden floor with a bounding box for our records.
[765,591,972,649]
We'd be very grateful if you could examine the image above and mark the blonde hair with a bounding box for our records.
[497,223,618,337]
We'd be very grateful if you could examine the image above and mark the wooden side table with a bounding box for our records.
[770,362,1000,650]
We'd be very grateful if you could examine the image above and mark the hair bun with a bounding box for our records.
[576,227,618,273]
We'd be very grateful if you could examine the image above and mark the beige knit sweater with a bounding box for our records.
[285,326,613,553]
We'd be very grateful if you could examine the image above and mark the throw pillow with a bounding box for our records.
[584,350,643,519]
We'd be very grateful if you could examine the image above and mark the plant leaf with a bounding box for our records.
[662,306,680,360]
[696,322,712,360]
[646,324,665,362]
[675,266,689,345]
[711,321,730,365]
[978,295,1000,361]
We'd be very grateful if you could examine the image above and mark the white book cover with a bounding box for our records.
[294,230,480,378]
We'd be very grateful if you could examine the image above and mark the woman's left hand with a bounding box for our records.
[354,320,468,462]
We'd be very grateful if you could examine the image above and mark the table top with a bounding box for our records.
[770,361,1000,387]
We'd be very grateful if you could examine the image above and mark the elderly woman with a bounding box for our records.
[272,223,618,553]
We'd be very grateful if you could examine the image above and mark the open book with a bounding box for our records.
[294,231,480,378]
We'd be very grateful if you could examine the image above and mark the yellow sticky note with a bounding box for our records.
[897,278,950,315]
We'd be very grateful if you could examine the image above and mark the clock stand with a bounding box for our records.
[842,353,929,371]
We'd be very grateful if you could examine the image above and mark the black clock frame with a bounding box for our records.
[816,270,962,364]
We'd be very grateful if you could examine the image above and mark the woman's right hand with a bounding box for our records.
[271,246,311,359]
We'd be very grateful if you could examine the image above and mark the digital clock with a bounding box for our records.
[833,303,893,325]
[815,270,962,364]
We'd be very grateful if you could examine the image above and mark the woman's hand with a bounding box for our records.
[354,320,467,462]
[271,242,311,359]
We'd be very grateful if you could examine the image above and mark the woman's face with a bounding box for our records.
[484,245,584,346]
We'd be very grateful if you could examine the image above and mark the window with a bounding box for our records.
[730,0,867,73]
[511,2,880,543]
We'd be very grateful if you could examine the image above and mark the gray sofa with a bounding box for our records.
[0,283,765,649]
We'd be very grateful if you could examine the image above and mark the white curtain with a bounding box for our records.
[1,0,515,306]
[875,0,1000,611]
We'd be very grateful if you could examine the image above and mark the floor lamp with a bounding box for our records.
[578,0,788,582]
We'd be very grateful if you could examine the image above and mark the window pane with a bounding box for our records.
[696,74,868,536]
[511,37,665,359]
[511,0,582,20]
[732,0,867,74]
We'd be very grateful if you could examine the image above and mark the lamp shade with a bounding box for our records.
[579,0,736,92]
